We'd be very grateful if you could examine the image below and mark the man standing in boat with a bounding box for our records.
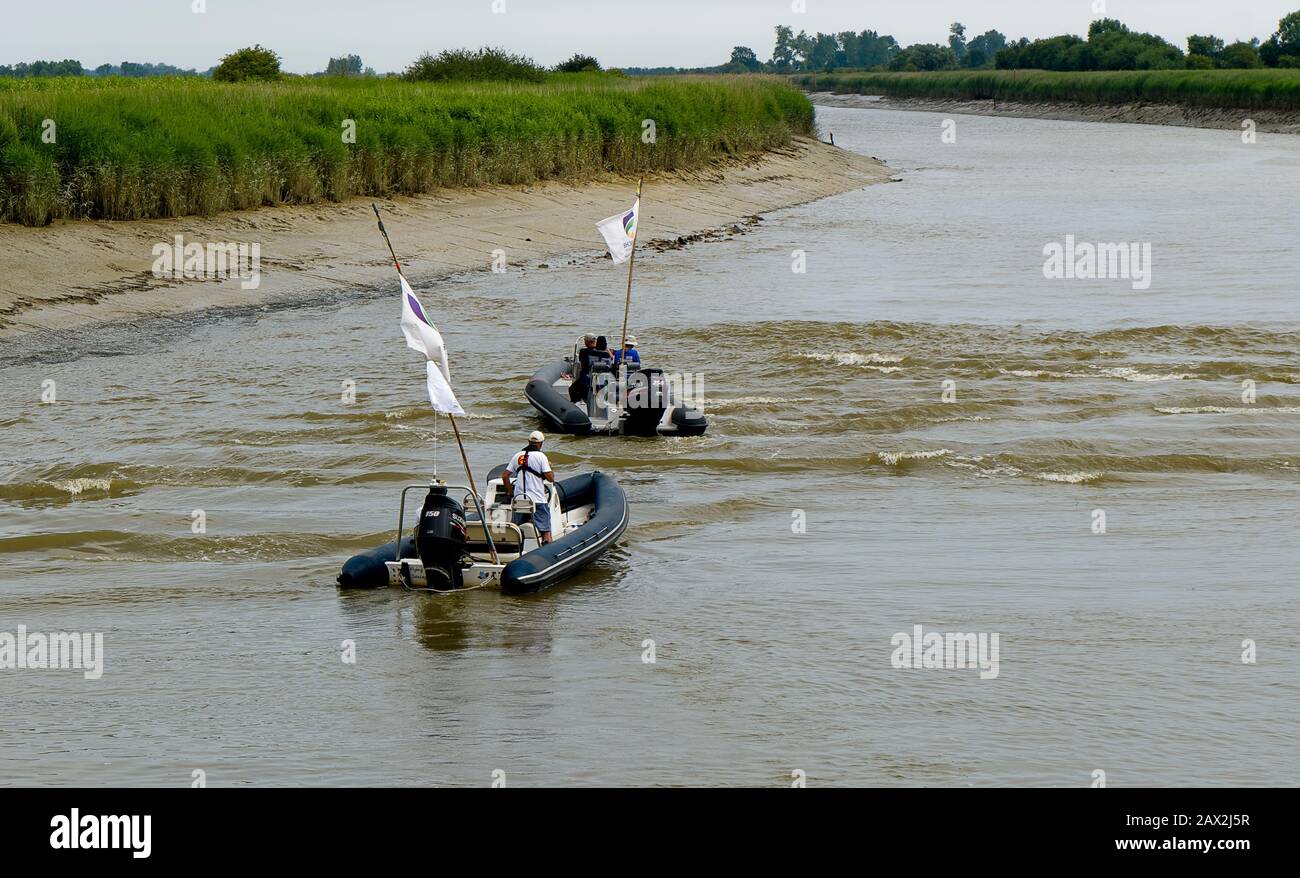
[612,335,641,369]
[503,430,555,544]
[569,334,598,403]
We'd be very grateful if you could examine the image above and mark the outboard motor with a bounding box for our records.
[622,368,670,436]
[413,485,467,590]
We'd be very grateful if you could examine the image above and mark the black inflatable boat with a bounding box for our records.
[337,467,628,595]
[526,357,707,436]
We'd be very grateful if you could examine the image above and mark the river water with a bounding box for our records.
[2,106,1297,786]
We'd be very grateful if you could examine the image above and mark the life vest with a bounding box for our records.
[513,448,550,497]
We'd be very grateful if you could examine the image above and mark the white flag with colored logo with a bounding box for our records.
[596,198,639,263]
[399,275,464,415]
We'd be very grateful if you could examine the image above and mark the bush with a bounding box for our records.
[997,35,1087,71]
[888,44,958,72]
[995,21,1184,71]
[403,47,545,82]
[323,55,363,77]
[1220,42,1264,68]
[1186,54,1216,70]
[556,53,602,73]
[212,45,281,82]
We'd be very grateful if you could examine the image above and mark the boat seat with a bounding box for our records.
[463,521,524,556]
[508,498,537,544]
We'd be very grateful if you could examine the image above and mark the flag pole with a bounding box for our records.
[617,178,643,364]
[372,203,497,565]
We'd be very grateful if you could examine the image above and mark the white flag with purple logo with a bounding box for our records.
[596,198,640,264]
[399,275,464,415]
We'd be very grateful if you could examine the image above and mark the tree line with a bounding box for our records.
[7,12,1300,80]
[634,10,1300,75]
[1,48,605,82]
[0,53,370,80]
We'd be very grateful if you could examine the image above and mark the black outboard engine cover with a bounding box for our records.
[414,486,467,589]
[622,368,669,436]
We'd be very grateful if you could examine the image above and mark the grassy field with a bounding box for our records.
[792,69,1300,112]
[0,74,814,225]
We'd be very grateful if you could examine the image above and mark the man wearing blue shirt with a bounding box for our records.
[612,335,641,369]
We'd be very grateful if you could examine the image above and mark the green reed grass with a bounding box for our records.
[0,74,814,225]
[793,69,1300,112]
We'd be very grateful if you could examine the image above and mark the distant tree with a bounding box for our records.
[1187,35,1225,58]
[1277,10,1300,47]
[997,35,1086,70]
[324,54,363,76]
[555,53,602,73]
[1185,54,1217,69]
[964,30,1006,67]
[866,31,901,68]
[1088,18,1130,39]
[1260,36,1283,66]
[949,22,967,61]
[889,43,958,72]
[808,32,839,70]
[836,31,859,67]
[1087,19,1183,69]
[994,38,1029,69]
[792,30,815,70]
[212,45,281,82]
[829,29,897,68]
[1219,41,1263,68]
[728,46,762,72]
[1261,10,1300,65]
[771,25,798,72]
[0,59,85,77]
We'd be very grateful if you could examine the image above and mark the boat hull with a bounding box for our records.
[525,361,594,433]
[500,470,628,594]
[337,471,627,594]
[525,360,708,437]
[337,536,415,589]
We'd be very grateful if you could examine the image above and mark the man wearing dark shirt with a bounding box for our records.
[569,334,597,403]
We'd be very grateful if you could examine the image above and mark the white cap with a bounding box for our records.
[529,430,545,443]
[624,335,637,346]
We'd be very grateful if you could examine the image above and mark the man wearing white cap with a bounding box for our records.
[612,335,641,369]
[504,430,555,543]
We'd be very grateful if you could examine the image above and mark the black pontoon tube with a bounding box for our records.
[336,470,628,594]
[488,467,629,594]
[525,361,592,433]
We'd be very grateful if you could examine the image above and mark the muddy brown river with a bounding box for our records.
[2,106,1297,785]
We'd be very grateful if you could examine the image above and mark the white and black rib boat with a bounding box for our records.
[526,342,708,437]
[337,466,628,595]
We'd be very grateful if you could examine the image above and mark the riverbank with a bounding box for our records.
[0,137,888,338]
[810,92,1300,134]
[0,75,815,226]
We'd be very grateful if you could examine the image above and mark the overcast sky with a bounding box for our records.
[4,0,1297,73]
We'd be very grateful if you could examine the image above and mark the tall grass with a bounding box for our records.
[793,69,1300,112]
[0,74,814,226]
